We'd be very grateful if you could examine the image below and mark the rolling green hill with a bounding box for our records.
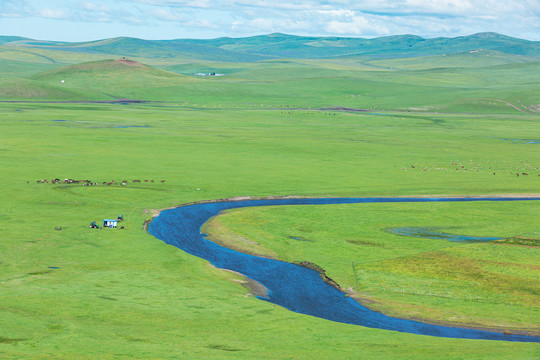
[1,32,539,65]
[0,36,29,44]
[365,49,538,70]
[32,58,182,80]
[0,59,193,101]
[173,32,540,59]
[0,36,274,64]
[1,55,539,115]
[0,33,538,112]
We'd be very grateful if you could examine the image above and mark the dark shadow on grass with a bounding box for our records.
[0,337,27,344]
[206,344,244,352]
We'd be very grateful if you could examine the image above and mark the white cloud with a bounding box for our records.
[185,19,219,29]
[133,0,211,8]
[316,9,355,18]
[80,2,111,12]
[403,0,474,14]
[38,8,69,19]
[226,0,328,11]
[1,0,539,40]
[317,10,390,36]
[147,8,187,21]
[71,2,138,24]
[0,0,34,17]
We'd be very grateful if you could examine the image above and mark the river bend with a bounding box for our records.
[148,197,540,342]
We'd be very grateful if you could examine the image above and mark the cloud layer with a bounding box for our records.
[1,0,539,40]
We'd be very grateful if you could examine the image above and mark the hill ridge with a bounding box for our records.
[1,32,538,61]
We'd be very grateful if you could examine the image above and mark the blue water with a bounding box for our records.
[51,119,150,128]
[386,227,502,242]
[502,138,540,144]
[114,125,150,128]
[149,197,540,342]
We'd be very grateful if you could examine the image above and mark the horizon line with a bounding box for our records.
[1,31,537,44]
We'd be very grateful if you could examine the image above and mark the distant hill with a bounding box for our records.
[31,58,181,80]
[0,36,29,44]
[1,34,539,111]
[0,59,193,100]
[365,49,538,70]
[2,36,274,63]
[1,32,539,63]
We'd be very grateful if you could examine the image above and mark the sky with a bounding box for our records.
[1,0,539,42]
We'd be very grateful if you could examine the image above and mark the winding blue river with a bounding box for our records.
[148,197,540,342]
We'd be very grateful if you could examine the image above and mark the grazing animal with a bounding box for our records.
[161,180,165,183]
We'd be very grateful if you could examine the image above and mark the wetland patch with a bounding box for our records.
[385,227,502,242]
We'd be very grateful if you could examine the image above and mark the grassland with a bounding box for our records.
[1,34,539,359]
[1,56,539,113]
[203,201,540,333]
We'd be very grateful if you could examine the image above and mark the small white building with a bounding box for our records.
[103,219,118,228]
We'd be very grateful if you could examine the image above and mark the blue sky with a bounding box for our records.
[1,0,539,41]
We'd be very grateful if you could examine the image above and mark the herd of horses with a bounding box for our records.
[34,178,166,186]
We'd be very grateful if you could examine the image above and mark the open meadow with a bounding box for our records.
[1,34,539,358]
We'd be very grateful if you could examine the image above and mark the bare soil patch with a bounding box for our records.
[115,59,144,67]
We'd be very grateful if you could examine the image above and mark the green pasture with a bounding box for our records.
[1,101,539,359]
[1,45,539,358]
[0,48,539,115]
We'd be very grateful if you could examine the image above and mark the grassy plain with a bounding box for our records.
[204,201,540,333]
[1,44,540,358]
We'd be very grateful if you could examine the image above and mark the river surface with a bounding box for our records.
[148,197,540,342]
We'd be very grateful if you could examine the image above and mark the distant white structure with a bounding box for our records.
[60,80,64,83]
[103,219,118,228]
